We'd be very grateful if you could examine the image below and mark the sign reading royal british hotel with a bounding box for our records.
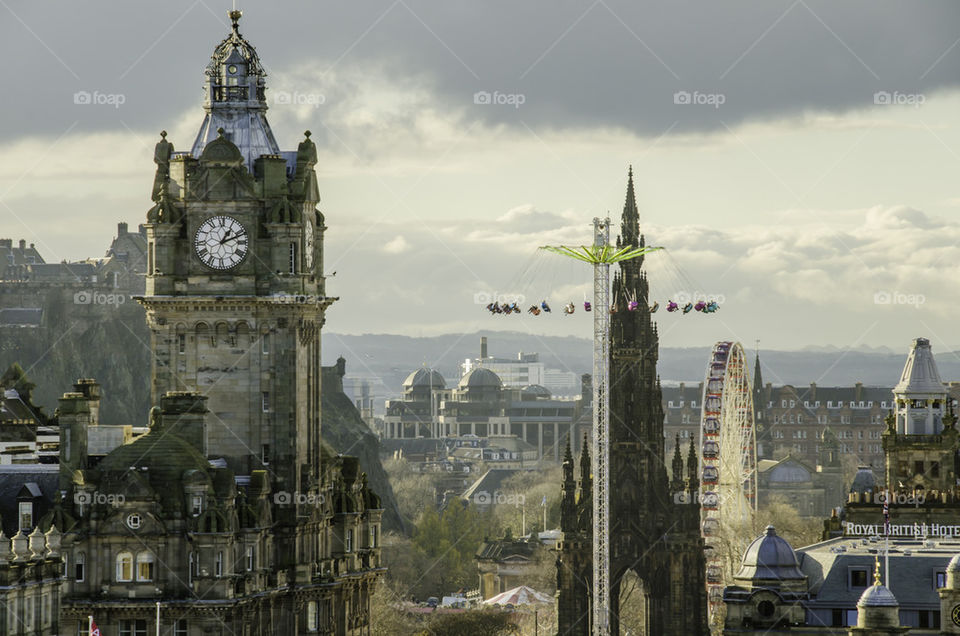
[843,521,960,539]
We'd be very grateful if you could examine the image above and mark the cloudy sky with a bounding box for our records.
[3,0,960,353]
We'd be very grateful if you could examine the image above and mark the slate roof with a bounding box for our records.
[379,438,444,456]
[0,465,58,536]
[462,469,517,502]
[476,536,541,562]
[761,457,814,484]
[0,308,42,327]
[797,536,960,609]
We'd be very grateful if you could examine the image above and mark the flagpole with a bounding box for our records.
[156,601,160,636]
[88,615,93,636]
[884,488,890,587]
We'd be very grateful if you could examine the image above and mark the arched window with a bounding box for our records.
[116,551,133,582]
[136,552,155,581]
[215,323,230,347]
[236,322,250,347]
[196,323,211,348]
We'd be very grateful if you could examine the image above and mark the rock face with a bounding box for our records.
[0,296,403,532]
[322,361,404,533]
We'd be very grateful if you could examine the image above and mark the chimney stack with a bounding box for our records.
[18,240,25,250]
[160,392,209,456]
[73,379,101,425]
[58,392,91,489]
[117,222,128,236]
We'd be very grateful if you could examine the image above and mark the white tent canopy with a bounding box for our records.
[483,585,553,606]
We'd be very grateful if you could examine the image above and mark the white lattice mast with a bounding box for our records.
[542,218,661,636]
[591,217,612,635]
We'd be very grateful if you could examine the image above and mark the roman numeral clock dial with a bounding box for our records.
[194,215,248,270]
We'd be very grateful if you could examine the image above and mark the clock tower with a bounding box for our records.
[140,9,327,499]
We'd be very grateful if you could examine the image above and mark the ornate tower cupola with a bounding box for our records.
[883,337,957,493]
[893,337,947,435]
[191,9,280,170]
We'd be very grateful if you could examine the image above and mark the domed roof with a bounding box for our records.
[458,368,503,390]
[895,337,945,395]
[858,583,898,608]
[521,384,551,399]
[768,460,812,484]
[735,526,805,581]
[207,10,265,77]
[948,553,960,573]
[403,368,445,390]
[850,466,877,495]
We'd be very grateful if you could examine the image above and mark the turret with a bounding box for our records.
[560,437,577,533]
[671,434,684,490]
[191,9,279,171]
[849,559,908,635]
[620,165,640,248]
[687,437,699,493]
[892,337,946,435]
[578,432,591,492]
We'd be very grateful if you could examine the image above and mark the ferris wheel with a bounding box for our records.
[698,341,758,613]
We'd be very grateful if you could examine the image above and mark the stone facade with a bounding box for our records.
[382,366,586,462]
[554,169,708,636]
[48,10,384,636]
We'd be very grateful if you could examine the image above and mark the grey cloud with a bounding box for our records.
[3,1,960,143]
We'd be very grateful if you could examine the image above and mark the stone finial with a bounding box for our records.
[11,530,28,561]
[44,525,61,558]
[27,526,44,558]
[149,405,162,431]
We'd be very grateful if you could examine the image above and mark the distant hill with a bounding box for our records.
[323,330,959,392]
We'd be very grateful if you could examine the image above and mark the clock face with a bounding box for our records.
[194,216,248,270]
[953,604,960,627]
[304,219,314,269]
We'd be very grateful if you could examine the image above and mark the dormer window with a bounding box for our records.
[191,495,203,516]
[18,502,33,531]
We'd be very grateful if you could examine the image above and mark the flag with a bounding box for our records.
[540,495,547,507]
[89,617,100,636]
